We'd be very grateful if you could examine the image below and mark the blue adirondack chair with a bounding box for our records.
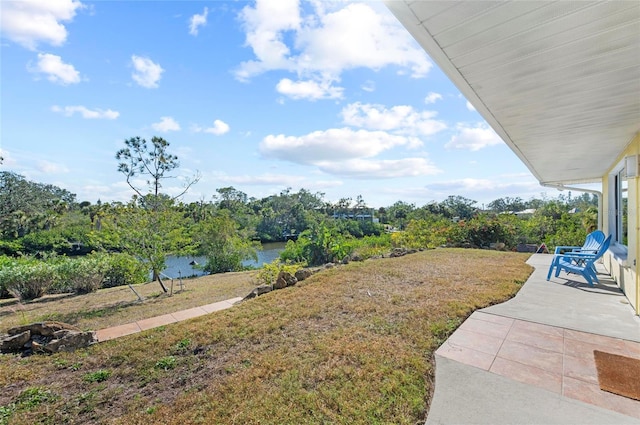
[547,235,611,286]
[546,231,606,280]
[553,230,605,255]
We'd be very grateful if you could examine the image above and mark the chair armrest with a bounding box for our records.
[554,245,581,254]
[555,252,597,261]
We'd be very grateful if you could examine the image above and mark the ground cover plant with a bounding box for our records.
[0,248,532,424]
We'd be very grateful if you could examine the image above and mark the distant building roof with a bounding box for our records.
[514,208,536,216]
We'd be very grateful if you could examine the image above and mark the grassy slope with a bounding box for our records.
[0,249,532,425]
[0,272,258,331]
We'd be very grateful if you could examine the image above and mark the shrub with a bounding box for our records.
[55,256,108,294]
[255,259,305,286]
[96,252,148,287]
[0,261,57,300]
[0,256,19,298]
[341,234,391,259]
[0,239,23,256]
[463,214,520,249]
[280,222,354,266]
[394,218,450,249]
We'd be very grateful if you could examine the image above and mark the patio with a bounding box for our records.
[428,253,640,424]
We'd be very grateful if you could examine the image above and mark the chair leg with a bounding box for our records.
[546,257,557,281]
[582,271,594,287]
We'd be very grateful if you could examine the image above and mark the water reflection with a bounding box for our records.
[161,242,286,278]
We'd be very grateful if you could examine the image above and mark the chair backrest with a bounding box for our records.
[582,230,606,252]
[588,234,612,263]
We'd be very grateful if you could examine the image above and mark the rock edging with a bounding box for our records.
[0,321,97,355]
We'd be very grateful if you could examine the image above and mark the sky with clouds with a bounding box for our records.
[1,0,561,208]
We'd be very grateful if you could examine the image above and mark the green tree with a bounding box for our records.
[255,188,319,241]
[441,195,477,220]
[0,172,77,239]
[195,211,259,273]
[116,136,199,210]
[385,201,415,229]
[114,137,200,291]
[94,203,195,288]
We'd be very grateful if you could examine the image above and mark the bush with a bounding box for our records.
[463,214,520,249]
[0,239,23,256]
[341,234,391,260]
[0,256,18,298]
[255,259,305,286]
[281,222,354,266]
[55,256,107,294]
[96,252,148,287]
[393,218,450,249]
[0,262,57,300]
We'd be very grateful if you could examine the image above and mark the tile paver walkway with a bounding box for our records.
[436,310,640,419]
[95,297,243,342]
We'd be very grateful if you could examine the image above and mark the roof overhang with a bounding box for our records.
[385,1,640,186]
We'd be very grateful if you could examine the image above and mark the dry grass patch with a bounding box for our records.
[0,271,257,331]
[0,249,532,424]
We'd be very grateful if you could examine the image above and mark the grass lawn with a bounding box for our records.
[0,271,258,331]
[0,248,532,424]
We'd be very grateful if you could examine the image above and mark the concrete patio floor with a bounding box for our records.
[427,254,640,424]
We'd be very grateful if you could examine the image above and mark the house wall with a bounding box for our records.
[602,132,640,315]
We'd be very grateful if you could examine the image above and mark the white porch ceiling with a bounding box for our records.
[385,1,640,185]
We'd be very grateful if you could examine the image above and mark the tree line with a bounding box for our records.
[0,136,599,300]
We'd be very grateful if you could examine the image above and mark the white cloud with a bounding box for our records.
[445,123,503,151]
[189,7,208,36]
[0,149,15,166]
[131,55,163,88]
[0,0,84,50]
[235,0,300,80]
[425,176,542,202]
[219,173,308,186]
[260,128,421,165]
[209,172,344,196]
[152,116,181,132]
[425,92,442,104]
[29,53,80,85]
[235,1,431,86]
[466,100,476,111]
[341,102,447,137]
[51,105,119,119]
[37,160,69,174]
[276,78,343,100]
[317,158,441,179]
[361,80,375,92]
[193,119,230,135]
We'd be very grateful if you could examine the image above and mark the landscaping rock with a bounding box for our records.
[0,331,31,353]
[9,321,81,337]
[273,274,287,290]
[295,269,313,281]
[274,271,297,289]
[44,331,97,353]
[243,284,274,300]
[31,340,45,354]
[2,322,96,355]
[389,248,408,257]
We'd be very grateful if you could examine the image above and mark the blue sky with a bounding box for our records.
[1,0,560,208]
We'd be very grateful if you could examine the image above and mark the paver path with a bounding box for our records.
[95,297,243,342]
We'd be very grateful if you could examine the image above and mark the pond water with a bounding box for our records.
[160,242,286,278]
